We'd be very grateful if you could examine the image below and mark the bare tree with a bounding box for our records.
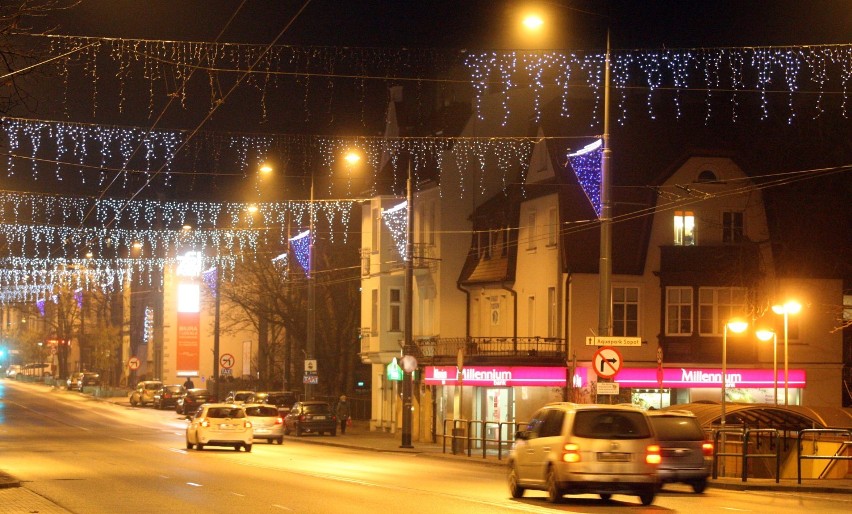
[0,0,79,114]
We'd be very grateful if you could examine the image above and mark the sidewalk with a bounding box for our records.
[2,384,852,514]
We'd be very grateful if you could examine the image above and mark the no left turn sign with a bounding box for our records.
[593,346,623,379]
[220,353,235,369]
[128,357,140,370]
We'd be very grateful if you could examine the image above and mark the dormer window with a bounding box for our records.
[696,170,718,183]
[674,211,695,246]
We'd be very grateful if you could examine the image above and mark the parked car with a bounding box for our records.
[283,401,338,437]
[185,403,253,452]
[647,410,713,493]
[176,388,215,415]
[67,371,85,390]
[4,364,21,378]
[253,391,298,416]
[153,384,186,410]
[74,372,101,390]
[224,390,255,404]
[507,403,660,505]
[129,380,163,407]
[20,362,53,378]
[244,403,284,444]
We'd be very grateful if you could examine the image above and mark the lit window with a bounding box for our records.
[722,211,744,243]
[613,286,639,337]
[547,287,557,337]
[665,287,693,336]
[698,287,747,336]
[674,211,695,246]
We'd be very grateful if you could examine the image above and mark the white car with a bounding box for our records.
[4,364,21,378]
[186,403,253,452]
[243,403,285,444]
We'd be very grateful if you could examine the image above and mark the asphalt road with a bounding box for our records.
[2,380,852,513]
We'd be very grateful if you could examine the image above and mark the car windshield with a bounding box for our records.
[144,383,161,390]
[245,406,279,417]
[207,407,245,419]
[573,410,652,439]
[303,404,330,414]
[650,417,705,440]
[267,394,296,406]
[234,393,253,401]
[164,385,183,393]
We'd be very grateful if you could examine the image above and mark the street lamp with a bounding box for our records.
[721,319,748,427]
[401,160,414,449]
[522,11,613,337]
[772,300,801,407]
[755,329,777,405]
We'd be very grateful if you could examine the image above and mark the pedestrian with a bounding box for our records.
[336,394,351,434]
[183,376,195,389]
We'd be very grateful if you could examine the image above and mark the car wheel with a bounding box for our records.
[599,493,612,501]
[639,489,656,506]
[692,479,708,494]
[233,444,240,451]
[296,427,303,437]
[197,444,204,451]
[130,398,137,407]
[284,427,291,436]
[244,444,252,453]
[507,463,525,498]
[276,437,283,445]
[185,440,192,450]
[545,466,562,504]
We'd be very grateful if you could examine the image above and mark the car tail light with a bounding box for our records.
[645,445,662,465]
[200,418,211,428]
[702,441,714,456]
[299,415,306,422]
[562,443,581,463]
[275,417,283,425]
[164,393,171,399]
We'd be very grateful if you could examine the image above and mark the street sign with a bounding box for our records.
[304,359,317,372]
[220,353,235,369]
[596,382,620,395]
[303,371,318,384]
[593,346,623,379]
[585,336,642,347]
[128,356,140,370]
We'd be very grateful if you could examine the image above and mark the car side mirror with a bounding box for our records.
[515,430,530,441]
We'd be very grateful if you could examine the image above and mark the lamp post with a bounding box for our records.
[401,160,414,449]
[519,6,613,387]
[305,175,316,401]
[721,319,748,428]
[772,300,801,407]
[755,329,777,405]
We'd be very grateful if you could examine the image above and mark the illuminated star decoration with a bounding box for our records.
[567,139,602,217]
[202,267,218,299]
[288,230,310,276]
[143,306,154,345]
[36,298,46,316]
[381,201,408,259]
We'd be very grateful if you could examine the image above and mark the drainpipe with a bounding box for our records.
[564,272,572,401]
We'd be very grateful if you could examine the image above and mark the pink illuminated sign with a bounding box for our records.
[423,366,586,387]
[614,367,806,389]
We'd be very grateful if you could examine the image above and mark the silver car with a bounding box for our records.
[244,403,284,444]
[647,410,712,492]
[508,403,660,505]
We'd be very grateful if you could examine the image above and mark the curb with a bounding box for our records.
[0,471,21,489]
[709,479,850,495]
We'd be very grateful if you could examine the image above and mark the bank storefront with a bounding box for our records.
[423,365,586,441]
[614,367,807,410]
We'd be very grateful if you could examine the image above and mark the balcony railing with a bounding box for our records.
[415,336,567,363]
[360,244,437,277]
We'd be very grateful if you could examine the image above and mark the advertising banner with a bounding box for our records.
[176,311,200,372]
[615,367,806,388]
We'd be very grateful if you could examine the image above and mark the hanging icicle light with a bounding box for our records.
[567,139,603,217]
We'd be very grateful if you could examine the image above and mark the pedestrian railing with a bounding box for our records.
[441,418,525,460]
[712,427,781,482]
[797,428,852,484]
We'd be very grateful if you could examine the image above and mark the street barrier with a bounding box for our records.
[713,427,780,482]
[441,418,525,460]
[797,428,852,484]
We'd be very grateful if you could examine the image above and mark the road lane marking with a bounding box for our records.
[186,482,203,487]
[271,505,293,511]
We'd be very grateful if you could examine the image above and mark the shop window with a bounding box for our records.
[665,287,693,336]
[613,286,639,337]
[698,287,748,336]
[674,211,695,246]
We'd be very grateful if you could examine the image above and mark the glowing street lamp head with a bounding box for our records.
[344,150,361,165]
[772,300,801,315]
[522,13,544,31]
[246,204,259,214]
[259,163,273,174]
[726,319,748,333]
[755,329,775,342]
